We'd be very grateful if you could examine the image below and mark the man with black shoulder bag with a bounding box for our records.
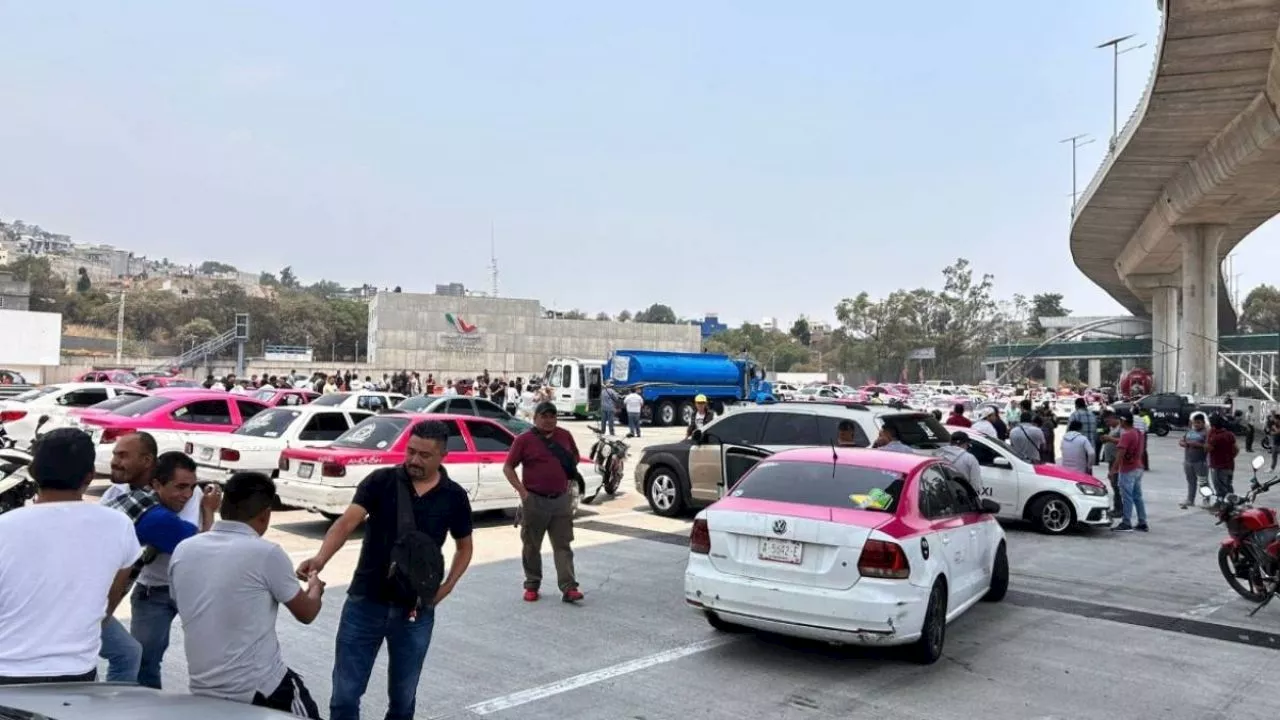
[297,420,474,720]
[504,401,585,603]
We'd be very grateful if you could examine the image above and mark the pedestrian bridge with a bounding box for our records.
[984,333,1280,362]
[1070,0,1280,396]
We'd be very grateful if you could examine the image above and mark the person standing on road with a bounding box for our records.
[504,402,585,604]
[600,381,619,436]
[1269,413,1280,470]
[1099,412,1124,517]
[970,407,999,439]
[1111,412,1149,532]
[938,432,983,495]
[945,403,971,428]
[1058,419,1095,475]
[1009,412,1046,465]
[0,428,141,685]
[106,451,219,689]
[1068,398,1098,465]
[623,388,644,438]
[298,421,474,720]
[1206,414,1239,501]
[1180,413,1210,509]
[170,472,324,718]
[686,394,717,438]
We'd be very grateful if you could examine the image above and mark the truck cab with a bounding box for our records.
[543,357,606,419]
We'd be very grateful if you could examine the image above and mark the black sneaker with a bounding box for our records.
[1135,524,1149,532]
[1111,523,1133,532]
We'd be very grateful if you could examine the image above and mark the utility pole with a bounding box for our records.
[115,291,125,364]
[1096,34,1145,150]
[1060,134,1095,219]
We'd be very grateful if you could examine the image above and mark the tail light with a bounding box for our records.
[321,461,345,478]
[220,448,241,462]
[183,442,194,454]
[278,455,290,471]
[0,410,27,424]
[857,540,910,579]
[690,518,711,554]
[100,427,135,444]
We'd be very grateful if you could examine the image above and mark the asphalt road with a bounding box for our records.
[98,423,1280,720]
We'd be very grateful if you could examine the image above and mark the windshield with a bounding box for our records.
[396,396,435,412]
[310,394,351,406]
[235,408,302,437]
[254,389,280,402]
[333,416,410,450]
[109,396,172,418]
[880,413,950,448]
[731,460,905,513]
[9,386,60,403]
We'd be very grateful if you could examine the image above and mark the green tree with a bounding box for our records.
[2,255,66,310]
[789,317,812,346]
[616,309,633,322]
[279,266,300,289]
[635,303,677,324]
[259,271,279,286]
[1028,293,1070,337]
[306,280,345,299]
[562,309,588,320]
[1242,284,1280,333]
[176,318,219,346]
[198,261,238,275]
[75,267,92,293]
[595,311,611,321]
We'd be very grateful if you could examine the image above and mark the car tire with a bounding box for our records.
[1028,493,1076,534]
[645,466,686,517]
[983,542,1008,602]
[705,611,744,633]
[910,580,947,665]
[1153,424,1170,437]
[678,400,696,427]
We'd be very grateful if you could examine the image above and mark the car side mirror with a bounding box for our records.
[992,457,1012,469]
[690,429,704,444]
[980,499,1001,514]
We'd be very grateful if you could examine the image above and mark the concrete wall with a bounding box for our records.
[368,291,701,376]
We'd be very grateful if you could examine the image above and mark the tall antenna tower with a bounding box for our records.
[489,222,499,297]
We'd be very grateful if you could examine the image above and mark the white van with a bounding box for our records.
[543,357,606,418]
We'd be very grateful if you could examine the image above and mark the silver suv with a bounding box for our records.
[633,402,950,517]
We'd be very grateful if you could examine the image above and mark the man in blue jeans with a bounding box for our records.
[298,421,474,720]
[1110,412,1149,532]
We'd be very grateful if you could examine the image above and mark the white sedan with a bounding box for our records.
[310,391,406,412]
[0,383,147,448]
[686,447,1007,664]
[943,427,1111,534]
[188,405,377,485]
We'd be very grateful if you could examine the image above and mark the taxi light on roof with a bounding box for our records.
[857,540,910,579]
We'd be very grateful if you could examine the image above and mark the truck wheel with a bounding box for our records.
[678,401,695,427]
[711,400,726,414]
[654,400,676,427]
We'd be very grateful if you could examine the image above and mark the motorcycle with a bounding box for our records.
[1206,454,1280,612]
[0,427,35,515]
[587,425,629,497]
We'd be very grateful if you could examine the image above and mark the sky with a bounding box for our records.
[1,1,1271,327]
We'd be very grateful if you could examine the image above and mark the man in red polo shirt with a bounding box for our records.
[503,402,585,604]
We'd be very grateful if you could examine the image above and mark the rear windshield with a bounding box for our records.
[10,386,59,402]
[310,394,349,407]
[880,413,950,449]
[396,396,434,412]
[235,408,302,437]
[730,460,906,512]
[90,394,148,412]
[108,396,173,417]
[333,416,410,450]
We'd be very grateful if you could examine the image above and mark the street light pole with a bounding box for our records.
[1096,34,1145,150]
[115,291,125,365]
[1060,134,1095,218]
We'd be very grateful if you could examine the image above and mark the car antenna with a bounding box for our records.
[831,440,838,477]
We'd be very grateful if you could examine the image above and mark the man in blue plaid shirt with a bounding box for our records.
[1068,398,1098,465]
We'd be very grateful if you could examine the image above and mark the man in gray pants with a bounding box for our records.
[504,402,584,604]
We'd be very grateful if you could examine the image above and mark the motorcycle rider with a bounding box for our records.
[685,395,716,438]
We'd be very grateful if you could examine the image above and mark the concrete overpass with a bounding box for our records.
[1070,0,1280,396]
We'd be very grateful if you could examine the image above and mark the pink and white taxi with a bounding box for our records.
[79,390,270,476]
[275,413,603,519]
[943,426,1111,534]
[686,447,1007,664]
[188,405,376,485]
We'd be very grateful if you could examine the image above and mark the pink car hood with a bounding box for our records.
[1033,463,1105,488]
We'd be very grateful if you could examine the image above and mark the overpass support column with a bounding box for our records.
[1175,224,1225,396]
[1044,359,1060,389]
[1128,273,1180,392]
[1087,358,1101,388]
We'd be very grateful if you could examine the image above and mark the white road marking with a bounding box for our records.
[1181,590,1240,618]
[465,636,736,716]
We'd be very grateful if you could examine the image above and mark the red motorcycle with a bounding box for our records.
[1210,455,1280,611]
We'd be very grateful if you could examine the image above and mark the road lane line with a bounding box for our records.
[465,636,736,715]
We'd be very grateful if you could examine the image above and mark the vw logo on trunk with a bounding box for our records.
[772,519,787,535]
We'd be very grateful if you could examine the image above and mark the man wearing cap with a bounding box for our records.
[938,431,984,495]
[685,395,717,438]
[970,408,999,439]
[503,402,584,603]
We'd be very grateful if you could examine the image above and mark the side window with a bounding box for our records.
[173,400,233,425]
[917,468,957,519]
[432,420,468,452]
[816,416,870,447]
[60,389,109,407]
[236,401,267,420]
[704,412,767,445]
[759,413,821,446]
[475,400,507,419]
[946,474,981,514]
[467,421,514,452]
[966,441,1000,467]
[282,393,302,406]
[347,411,374,426]
[299,412,352,441]
[357,395,388,411]
[561,365,572,388]
[446,398,474,415]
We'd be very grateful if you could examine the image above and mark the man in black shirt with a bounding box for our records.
[297,421,473,720]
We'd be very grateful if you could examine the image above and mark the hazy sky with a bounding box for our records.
[2,1,1271,326]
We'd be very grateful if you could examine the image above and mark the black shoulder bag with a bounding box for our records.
[538,433,584,487]
[387,479,445,612]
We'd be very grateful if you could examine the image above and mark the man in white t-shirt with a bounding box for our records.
[623,389,644,438]
[0,428,141,684]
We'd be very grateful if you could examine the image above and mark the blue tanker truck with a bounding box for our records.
[603,349,775,427]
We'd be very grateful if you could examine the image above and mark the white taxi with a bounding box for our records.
[0,383,147,448]
[275,413,603,519]
[188,405,376,485]
[944,427,1111,534]
[309,391,406,413]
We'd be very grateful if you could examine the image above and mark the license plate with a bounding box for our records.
[758,537,803,565]
[200,447,214,460]
[298,463,314,479]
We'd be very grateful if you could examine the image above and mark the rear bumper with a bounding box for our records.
[684,555,928,645]
[275,478,355,516]
[195,464,276,486]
